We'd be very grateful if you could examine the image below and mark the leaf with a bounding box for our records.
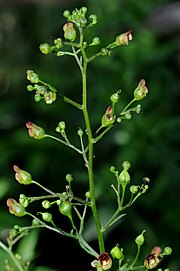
[16,229,39,262]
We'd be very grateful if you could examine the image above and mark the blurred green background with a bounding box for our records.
[0,0,179,270]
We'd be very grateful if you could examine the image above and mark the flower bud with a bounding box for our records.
[27,70,39,83]
[110,245,124,260]
[85,191,91,199]
[98,252,112,270]
[26,121,45,139]
[9,228,19,240]
[163,247,172,256]
[134,79,148,101]
[19,194,29,208]
[130,185,138,194]
[101,106,116,127]
[14,165,32,185]
[63,22,76,42]
[34,93,42,102]
[44,91,56,104]
[42,200,51,209]
[135,230,146,246]
[40,212,52,223]
[119,169,130,186]
[77,127,83,137]
[54,38,63,49]
[7,198,26,217]
[59,201,72,218]
[66,174,73,183]
[63,9,70,19]
[39,43,51,54]
[89,14,98,27]
[56,121,66,133]
[90,37,100,46]
[110,91,120,104]
[27,85,34,91]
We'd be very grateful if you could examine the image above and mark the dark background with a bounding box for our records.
[0,0,179,270]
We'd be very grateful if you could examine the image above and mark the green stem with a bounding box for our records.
[80,28,105,253]
[131,245,141,268]
[0,241,24,271]
[44,134,82,154]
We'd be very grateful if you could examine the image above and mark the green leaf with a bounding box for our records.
[16,229,39,262]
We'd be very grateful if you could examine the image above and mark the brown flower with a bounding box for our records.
[98,252,112,270]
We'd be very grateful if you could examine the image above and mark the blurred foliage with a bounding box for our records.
[0,0,179,270]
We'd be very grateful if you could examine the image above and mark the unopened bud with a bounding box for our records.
[7,198,26,217]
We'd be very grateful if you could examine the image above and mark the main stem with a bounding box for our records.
[80,30,105,253]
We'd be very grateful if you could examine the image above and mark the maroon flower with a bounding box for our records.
[134,79,148,101]
[144,246,161,269]
[98,252,112,270]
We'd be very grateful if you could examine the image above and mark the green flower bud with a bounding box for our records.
[63,9,70,19]
[110,245,124,260]
[27,70,39,83]
[19,194,29,208]
[101,106,116,127]
[26,121,45,139]
[89,14,98,27]
[34,93,42,102]
[14,165,32,185]
[117,117,122,123]
[124,112,132,120]
[63,22,76,42]
[56,121,66,133]
[163,247,172,256]
[54,38,63,49]
[42,200,51,209]
[59,201,72,218]
[134,79,148,101]
[81,6,88,14]
[27,85,34,91]
[90,37,100,46]
[32,218,40,226]
[130,185,139,194]
[9,228,19,240]
[41,212,52,223]
[110,91,120,104]
[85,191,91,199]
[44,91,56,104]
[122,161,131,171]
[110,166,116,173]
[39,43,51,54]
[135,230,146,246]
[77,127,83,136]
[66,174,73,183]
[119,169,130,186]
[7,198,26,217]
[101,48,110,56]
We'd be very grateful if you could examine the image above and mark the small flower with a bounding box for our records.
[101,106,116,127]
[63,22,76,42]
[7,198,26,217]
[116,30,133,45]
[134,79,148,101]
[44,91,56,104]
[14,165,32,185]
[98,252,112,270]
[26,121,45,139]
[26,70,39,83]
[144,246,161,269]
